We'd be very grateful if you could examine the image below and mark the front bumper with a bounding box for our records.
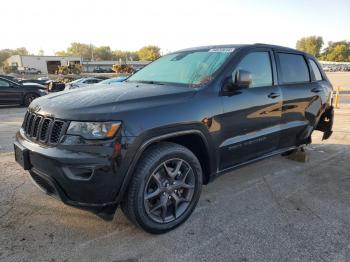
[14,129,128,214]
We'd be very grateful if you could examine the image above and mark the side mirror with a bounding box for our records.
[232,69,252,89]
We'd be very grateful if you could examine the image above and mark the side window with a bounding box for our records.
[234,52,273,88]
[278,53,310,84]
[0,79,10,87]
[309,59,323,81]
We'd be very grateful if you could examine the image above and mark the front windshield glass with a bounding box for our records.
[70,78,84,84]
[127,49,234,86]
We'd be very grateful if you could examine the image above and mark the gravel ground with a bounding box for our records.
[0,107,350,262]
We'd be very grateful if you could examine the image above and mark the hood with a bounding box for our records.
[29,82,197,121]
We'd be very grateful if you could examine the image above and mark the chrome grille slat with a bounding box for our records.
[39,119,52,142]
[27,114,35,135]
[32,116,42,138]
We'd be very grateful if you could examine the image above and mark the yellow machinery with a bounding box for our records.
[56,62,82,75]
[112,63,134,74]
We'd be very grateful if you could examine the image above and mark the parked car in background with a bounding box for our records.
[97,76,127,85]
[19,79,51,86]
[64,77,104,90]
[17,67,42,75]
[0,77,47,106]
[93,67,114,73]
[48,81,66,92]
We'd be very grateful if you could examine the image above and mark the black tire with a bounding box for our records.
[121,142,202,234]
[23,93,38,107]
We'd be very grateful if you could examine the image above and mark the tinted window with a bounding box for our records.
[278,53,310,84]
[234,52,273,88]
[309,59,322,81]
[0,79,10,87]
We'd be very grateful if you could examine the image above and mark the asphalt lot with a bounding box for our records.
[1,74,350,262]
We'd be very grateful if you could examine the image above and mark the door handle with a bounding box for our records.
[268,92,280,99]
[311,88,321,93]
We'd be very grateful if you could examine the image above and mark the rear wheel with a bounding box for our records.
[121,142,202,234]
[23,93,38,107]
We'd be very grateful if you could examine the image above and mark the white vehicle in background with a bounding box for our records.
[64,77,103,90]
[17,67,42,75]
[96,76,127,85]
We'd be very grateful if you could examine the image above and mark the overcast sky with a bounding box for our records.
[1,0,349,55]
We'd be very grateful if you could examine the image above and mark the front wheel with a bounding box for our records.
[23,93,38,107]
[121,142,202,234]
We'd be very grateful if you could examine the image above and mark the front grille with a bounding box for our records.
[50,121,64,143]
[22,112,68,145]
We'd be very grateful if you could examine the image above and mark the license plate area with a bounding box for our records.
[14,143,31,170]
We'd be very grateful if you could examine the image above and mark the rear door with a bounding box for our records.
[275,52,322,148]
[0,79,22,105]
[219,48,282,169]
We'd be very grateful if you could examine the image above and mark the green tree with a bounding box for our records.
[320,41,350,62]
[113,50,139,61]
[94,46,113,61]
[55,50,68,56]
[138,45,161,61]
[67,42,94,60]
[0,47,29,66]
[13,47,29,56]
[56,42,94,60]
[296,36,324,57]
[38,49,45,56]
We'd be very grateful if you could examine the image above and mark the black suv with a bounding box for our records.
[0,77,47,106]
[14,44,334,233]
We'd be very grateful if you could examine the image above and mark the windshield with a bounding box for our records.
[127,49,234,86]
[70,78,85,84]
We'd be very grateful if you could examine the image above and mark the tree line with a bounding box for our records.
[0,47,29,67]
[0,43,161,67]
[55,43,161,62]
[296,36,350,62]
[1,38,349,68]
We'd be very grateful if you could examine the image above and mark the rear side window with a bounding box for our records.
[278,53,310,84]
[234,52,273,88]
[309,59,323,81]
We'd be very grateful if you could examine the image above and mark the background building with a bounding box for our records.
[5,55,82,74]
[5,55,151,74]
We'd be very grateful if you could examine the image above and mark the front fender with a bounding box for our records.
[115,124,216,203]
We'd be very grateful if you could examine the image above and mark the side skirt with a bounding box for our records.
[214,145,301,178]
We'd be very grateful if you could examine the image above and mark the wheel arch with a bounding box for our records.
[23,92,40,106]
[116,129,216,203]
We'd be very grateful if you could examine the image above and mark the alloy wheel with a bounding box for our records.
[143,158,195,223]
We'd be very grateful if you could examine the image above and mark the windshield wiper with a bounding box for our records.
[130,80,165,85]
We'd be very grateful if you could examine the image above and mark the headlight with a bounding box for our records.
[66,121,121,139]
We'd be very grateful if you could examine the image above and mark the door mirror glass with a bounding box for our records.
[232,69,252,89]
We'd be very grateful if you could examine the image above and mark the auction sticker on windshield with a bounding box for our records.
[208,48,235,53]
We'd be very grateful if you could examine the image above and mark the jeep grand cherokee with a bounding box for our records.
[14,44,334,233]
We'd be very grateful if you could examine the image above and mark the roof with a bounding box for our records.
[172,43,301,54]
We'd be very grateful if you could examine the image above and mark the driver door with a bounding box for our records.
[219,49,282,170]
[0,79,22,105]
